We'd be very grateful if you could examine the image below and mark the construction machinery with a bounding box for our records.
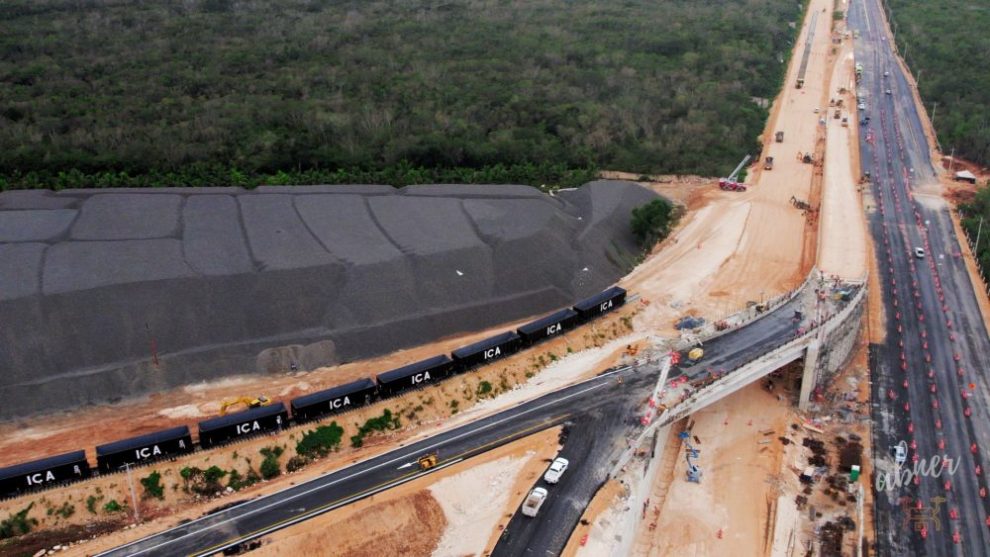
[718,178,747,192]
[686,347,704,364]
[680,431,702,483]
[219,395,271,416]
[764,156,774,170]
[718,155,751,192]
[417,453,439,470]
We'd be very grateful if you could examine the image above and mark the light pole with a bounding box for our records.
[121,463,141,523]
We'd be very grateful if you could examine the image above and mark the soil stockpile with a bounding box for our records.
[0,181,656,419]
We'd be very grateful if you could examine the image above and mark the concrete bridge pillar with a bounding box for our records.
[799,340,820,411]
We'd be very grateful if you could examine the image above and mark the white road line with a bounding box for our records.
[104,377,619,556]
[862,0,873,34]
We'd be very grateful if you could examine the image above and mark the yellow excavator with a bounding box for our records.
[219,395,271,416]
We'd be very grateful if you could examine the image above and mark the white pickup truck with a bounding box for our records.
[521,487,548,517]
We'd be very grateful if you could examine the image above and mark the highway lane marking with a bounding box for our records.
[105,376,618,556]
[190,415,570,557]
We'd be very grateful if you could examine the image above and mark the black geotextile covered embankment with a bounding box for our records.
[0,180,657,419]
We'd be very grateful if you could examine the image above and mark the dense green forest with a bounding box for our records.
[0,0,802,190]
[886,0,990,166]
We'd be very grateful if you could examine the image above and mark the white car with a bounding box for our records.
[893,443,907,466]
[884,71,890,77]
[521,487,548,517]
[885,89,892,95]
[914,247,925,259]
[543,457,569,484]
[858,103,866,111]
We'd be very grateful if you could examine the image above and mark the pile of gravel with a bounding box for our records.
[0,181,658,418]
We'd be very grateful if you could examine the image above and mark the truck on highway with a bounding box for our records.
[521,487,548,517]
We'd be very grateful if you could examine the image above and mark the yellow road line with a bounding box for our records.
[191,414,569,556]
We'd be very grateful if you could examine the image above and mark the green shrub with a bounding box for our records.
[140,471,165,500]
[476,381,493,397]
[630,199,676,248]
[203,466,227,485]
[259,446,284,480]
[180,466,228,495]
[350,410,402,447]
[0,504,37,539]
[86,495,101,514]
[103,500,124,513]
[296,422,345,458]
[55,502,75,519]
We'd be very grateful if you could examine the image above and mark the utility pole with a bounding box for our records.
[122,463,141,523]
[930,101,937,130]
[948,146,955,175]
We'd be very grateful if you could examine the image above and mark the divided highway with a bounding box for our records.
[99,288,817,557]
[849,0,990,554]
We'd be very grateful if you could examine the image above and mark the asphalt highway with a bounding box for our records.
[98,285,830,557]
[849,0,990,554]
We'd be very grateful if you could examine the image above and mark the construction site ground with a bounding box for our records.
[14,0,990,554]
[1,0,848,552]
[566,0,881,554]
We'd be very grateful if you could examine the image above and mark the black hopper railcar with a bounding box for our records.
[291,378,378,422]
[0,450,91,498]
[517,308,579,345]
[95,426,194,474]
[198,403,289,449]
[451,331,522,371]
[376,355,454,397]
[573,286,626,320]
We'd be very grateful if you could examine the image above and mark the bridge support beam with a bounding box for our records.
[799,340,820,411]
